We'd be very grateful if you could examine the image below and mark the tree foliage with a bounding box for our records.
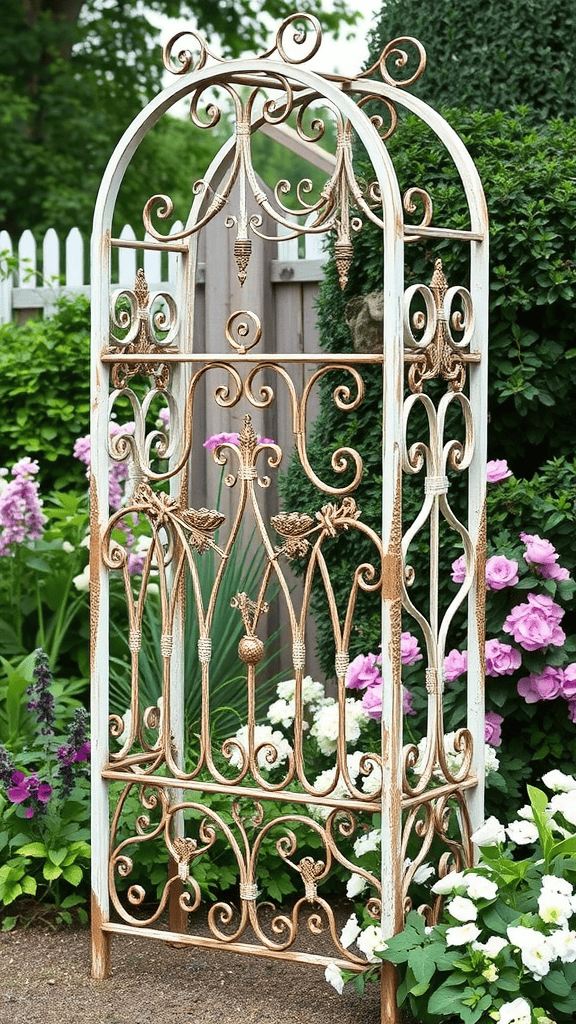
[367,0,576,120]
[0,0,358,239]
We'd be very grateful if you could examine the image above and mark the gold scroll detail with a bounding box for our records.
[407,259,467,394]
[132,482,225,553]
[109,269,175,388]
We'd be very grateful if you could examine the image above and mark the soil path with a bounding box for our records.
[0,926,381,1024]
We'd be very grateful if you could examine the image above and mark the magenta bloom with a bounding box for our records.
[561,664,576,699]
[258,437,276,445]
[485,555,519,591]
[484,711,504,746]
[485,639,522,677]
[203,432,240,451]
[346,653,381,690]
[517,665,565,703]
[451,555,467,584]
[7,770,31,804]
[503,593,565,652]
[401,631,423,666]
[0,458,46,556]
[403,686,416,716]
[520,532,570,581]
[486,460,512,483]
[361,683,383,720]
[444,649,468,682]
[74,742,91,763]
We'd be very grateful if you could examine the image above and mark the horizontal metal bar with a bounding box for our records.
[111,237,190,253]
[102,768,381,813]
[100,351,384,364]
[404,350,482,363]
[402,776,479,810]
[100,921,366,972]
[404,225,484,241]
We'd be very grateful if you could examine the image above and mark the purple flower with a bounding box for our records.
[158,407,170,428]
[401,631,423,666]
[27,648,55,734]
[403,686,416,716]
[346,653,381,690]
[203,432,240,451]
[503,594,565,652]
[7,770,31,804]
[74,741,91,763]
[7,770,52,817]
[451,555,467,584]
[57,708,90,796]
[361,683,383,720]
[561,664,576,700]
[485,639,522,677]
[486,460,512,483]
[520,532,570,580]
[517,665,565,703]
[0,746,16,788]
[0,458,46,556]
[484,711,504,747]
[444,649,468,682]
[485,555,519,591]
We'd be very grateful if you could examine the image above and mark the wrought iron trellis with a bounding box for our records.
[90,14,489,1021]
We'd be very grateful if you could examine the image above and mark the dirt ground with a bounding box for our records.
[0,922,383,1024]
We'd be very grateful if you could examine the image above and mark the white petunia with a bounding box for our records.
[445,895,478,922]
[506,819,539,845]
[431,871,464,895]
[496,996,532,1024]
[472,936,508,958]
[445,923,481,946]
[548,928,576,963]
[356,924,385,963]
[471,815,506,847]
[537,888,574,927]
[62,540,74,553]
[542,769,576,792]
[72,563,90,591]
[463,873,498,901]
[549,790,576,826]
[346,873,367,898]
[507,925,553,979]
[324,962,344,994]
[353,828,381,858]
[541,874,573,896]
[340,913,361,949]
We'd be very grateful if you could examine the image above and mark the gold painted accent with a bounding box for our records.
[407,260,469,394]
[109,269,175,387]
[238,634,265,664]
[298,857,324,901]
[239,882,259,900]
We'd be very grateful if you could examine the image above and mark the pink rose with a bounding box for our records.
[346,653,381,691]
[401,631,423,666]
[561,664,576,699]
[361,683,383,720]
[485,555,519,591]
[484,711,504,746]
[485,639,522,677]
[451,555,467,584]
[503,595,565,652]
[486,460,512,483]
[517,665,564,703]
[537,562,570,581]
[444,649,468,682]
[521,532,558,567]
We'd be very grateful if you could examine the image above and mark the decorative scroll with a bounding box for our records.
[404,259,474,392]
[108,268,178,387]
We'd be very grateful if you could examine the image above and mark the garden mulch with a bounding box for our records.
[0,920,383,1024]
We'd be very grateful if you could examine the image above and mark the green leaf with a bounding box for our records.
[543,969,571,996]
[43,861,63,881]
[16,841,47,858]
[61,864,83,886]
[48,847,68,866]
[20,875,37,896]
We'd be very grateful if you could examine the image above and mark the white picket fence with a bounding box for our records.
[0,220,327,325]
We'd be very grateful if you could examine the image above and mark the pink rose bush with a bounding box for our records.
[486,459,513,483]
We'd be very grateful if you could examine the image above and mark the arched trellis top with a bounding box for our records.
[90,17,489,1024]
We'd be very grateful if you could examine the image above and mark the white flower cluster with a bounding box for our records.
[267,675,328,730]
[308,751,380,822]
[227,724,292,770]
[412,732,499,780]
[309,697,370,756]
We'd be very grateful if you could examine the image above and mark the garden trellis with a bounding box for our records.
[90,14,488,1021]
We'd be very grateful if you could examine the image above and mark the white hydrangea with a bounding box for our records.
[356,924,385,963]
[266,697,296,729]
[506,819,539,845]
[308,753,365,821]
[277,675,326,705]
[542,769,576,793]
[353,828,381,858]
[227,724,292,770]
[309,698,369,755]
